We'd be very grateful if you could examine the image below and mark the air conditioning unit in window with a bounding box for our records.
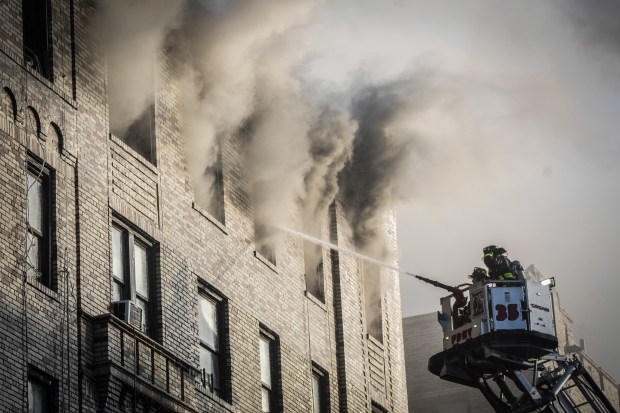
[111,300,142,329]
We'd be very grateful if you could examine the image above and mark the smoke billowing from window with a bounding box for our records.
[97,0,620,378]
[96,0,413,256]
[97,0,620,263]
[98,0,185,136]
[302,107,357,230]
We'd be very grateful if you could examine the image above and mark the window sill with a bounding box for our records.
[27,277,59,302]
[195,384,234,411]
[109,133,159,173]
[192,202,228,235]
[254,251,278,274]
[305,290,327,311]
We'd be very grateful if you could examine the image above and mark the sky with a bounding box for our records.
[102,0,620,381]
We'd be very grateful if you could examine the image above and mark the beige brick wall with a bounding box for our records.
[0,1,409,411]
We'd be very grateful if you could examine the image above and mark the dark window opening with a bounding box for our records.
[108,62,156,164]
[28,367,56,413]
[303,221,324,301]
[363,262,383,343]
[27,157,55,289]
[259,329,280,413]
[23,0,53,81]
[196,147,225,224]
[254,222,276,265]
[111,222,157,337]
[198,286,230,400]
[112,103,156,164]
[311,364,329,413]
[253,181,276,265]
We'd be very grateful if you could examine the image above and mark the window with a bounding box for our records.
[363,262,383,342]
[254,222,276,265]
[195,147,225,224]
[22,0,53,81]
[198,287,229,399]
[311,364,329,413]
[253,182,276,265]
[259,329,280,413]
[27,157,54,289]
[108,64,156,164]
[303,221,324,301]
[28,368,55,413]
[111,222,156,336]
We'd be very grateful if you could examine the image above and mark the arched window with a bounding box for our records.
[26,106,42,138]
[2,87,17,120]
[50,122,63,152]
[1,88,17,136]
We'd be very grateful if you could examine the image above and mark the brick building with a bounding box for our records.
[0,1,408,412]
[403,265,619,412]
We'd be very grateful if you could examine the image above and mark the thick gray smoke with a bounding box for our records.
[302,106,357,231]
[176,0,318,218]
[98,0,401,254]
[338,78,424,258]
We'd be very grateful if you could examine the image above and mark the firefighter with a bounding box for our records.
[452,288,470,329]
[469,267,488,283]
[482,245,515,281]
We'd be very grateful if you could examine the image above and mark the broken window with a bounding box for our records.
[107,62,157,164]
[363,262,383,342]
[303,221,324,301]
[22,0,53,81]
[255,222,276,265]
[195,146,225,224]
[252,180,276,265]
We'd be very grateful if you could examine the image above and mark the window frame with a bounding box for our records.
[110,219,157,337]
[197,285,229,400]
[107,60,157,165]
[311,363,330,413]
[259,327,281,413]
[254,221,276,266]
[22,0,54,81]
[201,146,225,224]
[303,220,325,302]
[28,366,56,413]
[362,261,383,343]
[26,156,55,290]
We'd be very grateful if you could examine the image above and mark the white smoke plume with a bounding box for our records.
[172,0,321,233]
[97,0,185,136]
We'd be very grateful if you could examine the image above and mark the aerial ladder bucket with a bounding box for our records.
[416,272,617,413]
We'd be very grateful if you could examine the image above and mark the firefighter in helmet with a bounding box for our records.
[469,267,488,283]
[482,245,515,281]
